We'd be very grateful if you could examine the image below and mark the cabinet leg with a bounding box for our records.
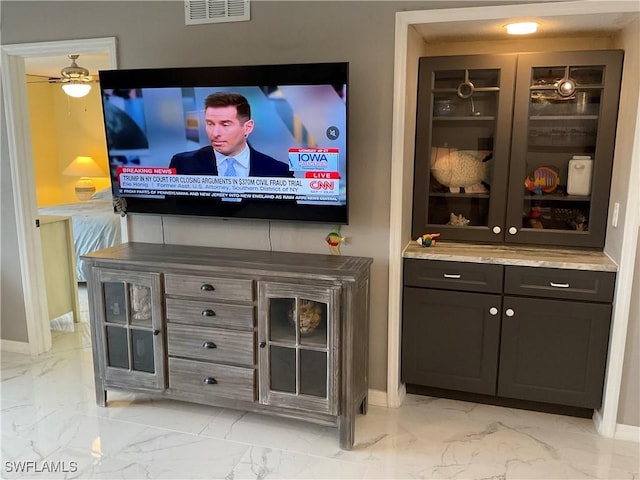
[360,395,368,415]
[95,384,107,407]
[338,414,355,450]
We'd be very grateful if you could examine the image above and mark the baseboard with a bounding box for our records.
[0,339,30,354]
[615,423,640,443]
[368,389,388,407]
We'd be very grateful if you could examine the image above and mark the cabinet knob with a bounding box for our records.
[489,307,498,316]
[505,308,515,317]
[202,341,217,349]
[201,309,216,317]
[153,329,160,336]
[200,284,215,291]
[508,226,518,235]
[259,341,266,348]
[202,377,218,385]
[492,226,501,234]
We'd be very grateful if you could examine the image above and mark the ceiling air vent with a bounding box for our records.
[185,0,250,25]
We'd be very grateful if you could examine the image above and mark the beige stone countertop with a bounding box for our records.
[403,241,618,272]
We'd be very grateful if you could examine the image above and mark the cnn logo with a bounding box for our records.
[310,180,335,191]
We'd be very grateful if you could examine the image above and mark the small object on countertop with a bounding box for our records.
[416,233,441,247]
[325,226,346,255]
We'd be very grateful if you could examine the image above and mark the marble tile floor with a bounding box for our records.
[1,295,638,479]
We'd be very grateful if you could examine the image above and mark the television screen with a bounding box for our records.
[98,62,348,224]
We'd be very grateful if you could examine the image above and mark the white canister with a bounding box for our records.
[567,156,593,196]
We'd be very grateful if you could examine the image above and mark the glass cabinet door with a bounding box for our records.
[258,282,339,414]
[412,54,516,243]
[96,269,166,390]
[506,50,623,248]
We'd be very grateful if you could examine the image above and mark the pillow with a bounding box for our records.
[91,188,112,200]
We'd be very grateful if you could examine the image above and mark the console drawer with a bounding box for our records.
[504,266,616,302]
[168,323,254,366]
[165,273,253,302]
[404,259,503,293]
[166,298,254,329]
[169,357,255,402]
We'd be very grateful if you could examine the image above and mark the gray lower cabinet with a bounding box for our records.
[83,242,372,450]
[402,258,615,411]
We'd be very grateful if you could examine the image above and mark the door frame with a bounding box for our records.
[1,37,118,355]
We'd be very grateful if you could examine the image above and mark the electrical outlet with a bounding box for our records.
[612,202,620,228]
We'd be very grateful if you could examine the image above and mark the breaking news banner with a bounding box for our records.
[116,168,341,202]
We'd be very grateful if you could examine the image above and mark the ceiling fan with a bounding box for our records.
[27,54,97,97]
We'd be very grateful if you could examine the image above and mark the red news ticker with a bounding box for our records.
[304,171,340,179]
[117,167,176,175]
[289,148,339,153]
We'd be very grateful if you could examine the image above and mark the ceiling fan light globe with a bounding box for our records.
[62,82,91,98]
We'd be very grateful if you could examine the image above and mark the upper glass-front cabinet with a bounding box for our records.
[413,50,623,248]
[413,54,517,243]
[506,50,623,248]
[258,282,339,415]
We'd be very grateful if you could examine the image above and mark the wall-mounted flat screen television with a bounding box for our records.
[98,62,348,224]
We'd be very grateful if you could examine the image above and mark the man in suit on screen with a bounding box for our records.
[169,92,293,177]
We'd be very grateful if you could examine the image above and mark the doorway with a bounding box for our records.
[2,37,119,355]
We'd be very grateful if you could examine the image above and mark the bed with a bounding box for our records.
[38,190,122,282]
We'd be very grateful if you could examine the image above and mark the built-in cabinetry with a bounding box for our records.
[84,242,372,450]
[402,243,616,413]
[412,50,623,248]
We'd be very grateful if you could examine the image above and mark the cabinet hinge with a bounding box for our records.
[35,218,40,228]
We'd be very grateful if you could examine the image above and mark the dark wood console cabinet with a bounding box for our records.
[83,242,372,450]
[402,244,616,412]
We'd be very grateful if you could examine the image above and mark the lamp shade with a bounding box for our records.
[62,82,92,98]
[63,156,106,201]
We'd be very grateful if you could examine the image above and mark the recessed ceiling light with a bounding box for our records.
[505,22,539,35]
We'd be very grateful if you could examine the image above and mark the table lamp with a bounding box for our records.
[63,156,106,201]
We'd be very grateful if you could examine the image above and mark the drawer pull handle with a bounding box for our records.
[443,274,461,279]
[202,341,217,349]
[202,377,218,385]
[200,284,215,291]
[201,309,216,317]
[550,282,570,288]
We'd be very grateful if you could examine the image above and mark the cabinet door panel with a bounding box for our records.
[412,54,516,242]
[506,50,623,248]
[258,282,339,414]
[402,287,501,395]
[91,268,166,390]
[498,296,611,408]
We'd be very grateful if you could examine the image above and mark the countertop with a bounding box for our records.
[403,241,618,272]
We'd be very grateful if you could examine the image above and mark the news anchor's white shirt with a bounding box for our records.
[215,145,250,177]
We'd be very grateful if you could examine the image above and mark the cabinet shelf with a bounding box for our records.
[523,193,590,202]
[433,116,495,121]
[429,192,490,199]
[530,115,599,121]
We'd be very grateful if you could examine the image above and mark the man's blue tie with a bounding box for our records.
[225,158,237,176]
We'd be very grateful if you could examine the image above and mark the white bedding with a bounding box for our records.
[39,198,121,282]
